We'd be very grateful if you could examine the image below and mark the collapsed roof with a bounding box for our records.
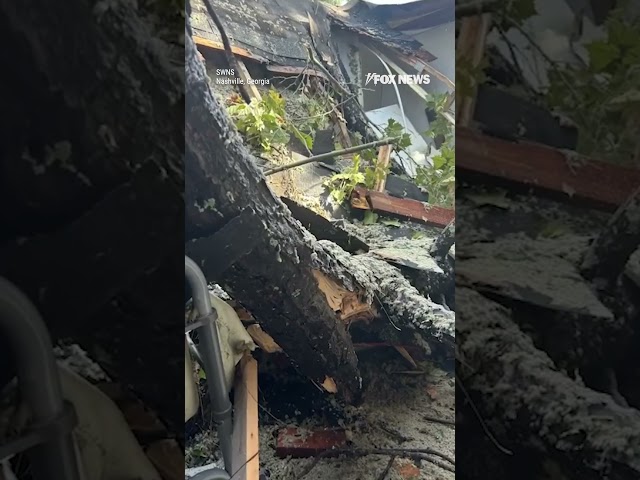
[190,0,439,68]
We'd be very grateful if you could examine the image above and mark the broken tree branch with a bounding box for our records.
[202,0,253,104]
[580,186,640,289]
[264,137,399,175]
[186,29,363,403]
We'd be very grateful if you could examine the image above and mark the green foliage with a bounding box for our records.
[415,144,455,207]
[227,89,316,153]
[363,211,379,225]
[324,119,409,204]
[415,93,455,207]
[545,5,640,163]
[324,153,366,204]
[424,92,453,141]
[227,90,290,152]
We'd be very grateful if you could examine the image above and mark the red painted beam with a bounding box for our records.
[351,187,454,228]
[276,428,347,458]
[457,127,640,209]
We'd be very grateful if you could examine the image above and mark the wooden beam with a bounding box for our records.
[193,35,267,63]
[266,65,328,80]
[457,127,640,209]
[351,187,455,228]
[231,356,260,480]
[456,14,492,126]
[235,60,262,102]
[373,144,393,192]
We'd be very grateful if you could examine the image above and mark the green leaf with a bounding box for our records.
[292,127,314,150]
[587,41,620,72]
[432,155,446,170]
[380,218,403,227]
[363,211,379,224]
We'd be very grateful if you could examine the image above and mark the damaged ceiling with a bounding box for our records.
[190,0,437,68]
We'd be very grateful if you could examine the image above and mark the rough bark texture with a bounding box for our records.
[185,32,363,402]
[581,186,640,289]
[0,1,185,431]
[457,287,640,480]
[318,242,455,354]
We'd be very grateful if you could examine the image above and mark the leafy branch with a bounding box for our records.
[227,89,316,153]
[545,4,640,163]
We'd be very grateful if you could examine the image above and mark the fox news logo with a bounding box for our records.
[365,73,431,86]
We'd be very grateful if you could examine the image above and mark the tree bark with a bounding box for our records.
[318,241,455,354]
[185,31,364,402]
[457,287,640,480]
[0,0,185,430]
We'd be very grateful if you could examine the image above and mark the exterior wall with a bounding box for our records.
[404,21,455,95]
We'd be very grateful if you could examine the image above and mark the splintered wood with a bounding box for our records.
[312,270,376,323]
[231,355,260,480]
[246,324,282,353]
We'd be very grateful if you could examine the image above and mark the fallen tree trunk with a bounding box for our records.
[457,287,640,480]
[185,28,455,397]
[185,31,364,402]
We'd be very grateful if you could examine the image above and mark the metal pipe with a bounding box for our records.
[0,277,80,480]
[263,137,399,176]
[184,256,234,473]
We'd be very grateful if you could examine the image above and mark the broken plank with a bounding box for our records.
[276,428,347,458]
[351,187,454,228]
[246,324,282,353]
[457,127,640,209]
[231,356,260,480]
[236,60,262,101]
[266,64,328,80]
[193,35,267,63]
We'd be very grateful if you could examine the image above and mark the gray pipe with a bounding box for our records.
[0,277,80,480]
[184,256,234,474]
